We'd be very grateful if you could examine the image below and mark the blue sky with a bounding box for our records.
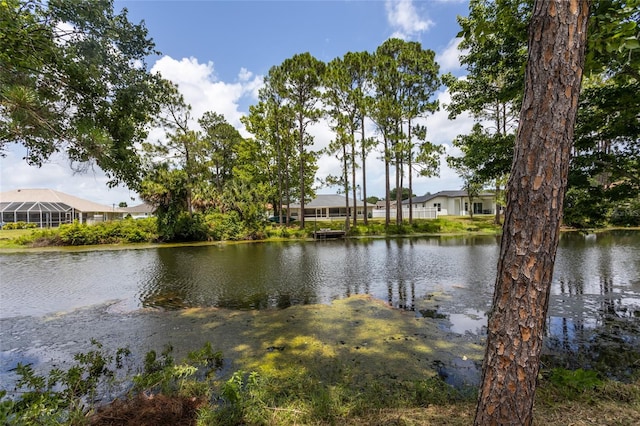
[0,0,475,206]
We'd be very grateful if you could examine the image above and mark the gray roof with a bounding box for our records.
[289,194,375,208]
[123,203,155,214]
[0,188,122,213]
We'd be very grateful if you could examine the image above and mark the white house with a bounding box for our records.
[401,190,497,216]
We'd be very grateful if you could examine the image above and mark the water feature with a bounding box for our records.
[1,230,639,389]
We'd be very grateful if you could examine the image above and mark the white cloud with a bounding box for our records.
[238,67,253,82]
[436,37,467,73]
[385,0,434,40]
[151,56,263,130]
[426,89,473,149]
[0,149,137,206]
[392,88,475,196]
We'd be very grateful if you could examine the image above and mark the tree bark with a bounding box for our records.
[343,140,350,232]
[361,116,369,226]
[474,1,589,425]
[298,117,306,229]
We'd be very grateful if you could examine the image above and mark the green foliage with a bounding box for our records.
[369,38,442,226]
[219,181,269,238]
[610,196,640,226]
[203,368,473,425]
[10,218,158,246]
[129,344,224,420]
[411,220,443,234]
[0,339,131,425]
[133,344,196,397]
[0,0,171,188]
[563,187,610,229]
[0,221,38,230]
[214,371,264,423]
[7,336,636,425]
[413,376,469,405]
[199,111,244,192]
[205,211,246,241]
[140,166,212,242]
[186,342,224,374]
[386,223,411,235]
[449,0,639,230]
[265,223,310,239]
[545,368,604,400]
[168,212,209,242]
[131,342,224,401]
[0,341,226,425]
[348,221,387,236]
[389,187,415,201]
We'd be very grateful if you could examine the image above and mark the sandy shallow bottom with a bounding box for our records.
[0,295,484,394]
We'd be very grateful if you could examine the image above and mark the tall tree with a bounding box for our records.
[242,64,299,225]
[279,53,325,229]
[345,51,376,226]
[371,38,440,225]
[444,0,528,224]
[448,0,639,229]
[474,1,589,424]
[371,40,403,226]
[198,112,243,193]
[566,0,640,227]
[142,85,201,214]
[0,0,169,188]
[395,43,440,224]
[324,52,375,228]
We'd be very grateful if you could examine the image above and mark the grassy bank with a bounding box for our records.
[318,215,502,237]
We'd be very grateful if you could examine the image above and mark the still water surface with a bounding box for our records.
[1,230,639,383]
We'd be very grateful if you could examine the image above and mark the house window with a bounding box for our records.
[473,202,483,214]
[433,203,441,212]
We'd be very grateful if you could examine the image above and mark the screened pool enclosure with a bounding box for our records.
[0,201,78,228]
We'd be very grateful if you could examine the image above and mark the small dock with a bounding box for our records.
[313,228,346,240]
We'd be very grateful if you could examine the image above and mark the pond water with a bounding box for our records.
[1,230,639,388]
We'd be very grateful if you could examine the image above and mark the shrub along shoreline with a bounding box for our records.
[0,215,503,249]
[2,214,636,251]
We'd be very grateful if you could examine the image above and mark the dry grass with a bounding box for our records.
[88,397,640,425]
[90,393,207,426]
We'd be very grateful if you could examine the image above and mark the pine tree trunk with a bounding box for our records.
[361,116,368,226]
[298,118,305,229]
[474,1,589,424]
[351,129,358,227]
[343,141,350,232]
